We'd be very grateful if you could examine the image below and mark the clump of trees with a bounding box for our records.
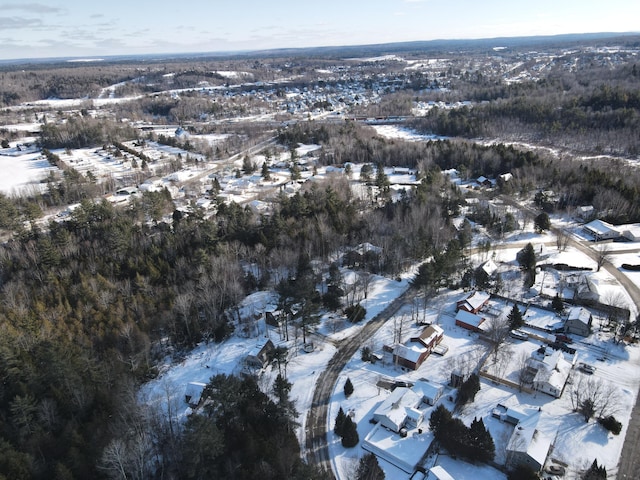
[456,373,481,407]
[355,453,385,480]
[582,459,607,480]
[429,405,495,462]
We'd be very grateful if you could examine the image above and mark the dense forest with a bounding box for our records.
[412,61,640,156]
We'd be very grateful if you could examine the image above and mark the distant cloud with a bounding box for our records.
[0,3,64,14]
[90,14,105,19]
[0,16,42,29]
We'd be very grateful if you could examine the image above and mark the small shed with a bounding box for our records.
[245,339,275,369]
[412,379,444,406]
[427,466,455,480]
[185,382,207,408]
[565,307,592,337]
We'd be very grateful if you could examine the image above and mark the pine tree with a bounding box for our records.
[334,406,346,437]
[583,459,607,480]
[468,417,495,462]
[344,377,354,398]
[341,416,359,448]
[507,304,523,330]
[356,452,385,480]
[552,293,564,313]
[261,161,271,181]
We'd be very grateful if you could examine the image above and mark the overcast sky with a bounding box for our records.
[1,0,638,60]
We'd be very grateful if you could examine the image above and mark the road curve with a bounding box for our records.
[304,289,414,477]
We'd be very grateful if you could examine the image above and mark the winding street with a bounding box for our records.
[304,290,414,477]
[304,201,640,479]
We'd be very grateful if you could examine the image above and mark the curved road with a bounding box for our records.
[304,290,414,477]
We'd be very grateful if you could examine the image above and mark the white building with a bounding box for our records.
[583,219,620,241]
[528,348,574,398]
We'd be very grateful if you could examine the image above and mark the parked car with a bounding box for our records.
[510,329,529,341]
[555,334,573,344]
[578,362,596,374]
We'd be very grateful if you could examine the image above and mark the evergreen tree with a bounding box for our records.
[583,459,607,480]
[507,304,524,330]
[534,212,551,232]
[456,373,481,407]
[334,407,347,437]
[552,293,564,313]
[341,416,359,448]
[429,405,453,438]
[517,243,537,288]
[356,452,385,480]
[468,417,495,462]
[261,161,271,181]
[344,377,354,398]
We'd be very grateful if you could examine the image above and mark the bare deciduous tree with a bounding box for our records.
[595,243,612,272]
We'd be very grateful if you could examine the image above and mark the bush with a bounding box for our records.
[345,303,366,323]
[598,415,622,435]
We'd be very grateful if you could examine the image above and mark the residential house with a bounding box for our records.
[372,387,423,433]
[565,307,592,337]
[244,339,275,369]
[528,347,574,398]
[456,291,491,314]
[575,205,595,222]
[455,309,486,332]
[385,325,445,370]
[505,413,554,473]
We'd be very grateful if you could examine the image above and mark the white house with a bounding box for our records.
[528,348,574,398]
[372,387,423,432]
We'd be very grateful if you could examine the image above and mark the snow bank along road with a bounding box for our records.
[304,289,414,477]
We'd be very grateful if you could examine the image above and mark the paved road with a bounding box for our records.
[304,289,414,477]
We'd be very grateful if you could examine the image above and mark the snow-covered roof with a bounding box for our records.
[374,387,422,429]
[184,382,207,406]
[461,291,491,310]
[480,259,498,276]
[412,379,444,402]
[567,306,591,326]
[393,343,426,364]
[427,465,455,480]
[506,413,553,467]
[414,325,444,346]
[455,309,485,328]
[583,219,619,236]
